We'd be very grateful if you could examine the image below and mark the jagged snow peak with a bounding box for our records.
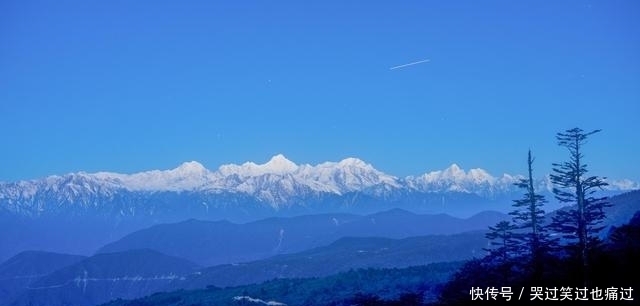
[0,156,638,207]
[0,155,401,205]
[92,161,215,192]
[175,161,208,174]
[213,155,400,199]
[218,154,299,177]
[404,164,522,196]
[297,157,399,194]
[606,178,640,190]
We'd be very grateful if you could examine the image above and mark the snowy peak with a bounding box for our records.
[294,157,399,194]
[263,154,299,174]
[442,163,465,181]
[337,157,371,169]
[215,155,398,200]
[1,156,638,212]
[218,154,299,177]
[605,178,640,190]
[468,168,495,184]
[417,164,501,183]
[406,164,520,195]
[88,161,214,192]
[173,161,208,174]
[445,163,463,173]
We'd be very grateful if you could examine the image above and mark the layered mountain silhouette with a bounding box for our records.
[9,249,198,306]
[0,251,85,305]
[96,209,507,266]
[169,230,487,290]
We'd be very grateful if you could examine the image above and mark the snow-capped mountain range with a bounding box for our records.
[0,154,637,218]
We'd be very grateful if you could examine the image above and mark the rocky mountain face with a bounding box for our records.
[1,154,636,220]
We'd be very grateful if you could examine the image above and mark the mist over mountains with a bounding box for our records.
[0,188,637,306]
[0,208,505,306]
[95,209,507,266]
[3,190,638,306]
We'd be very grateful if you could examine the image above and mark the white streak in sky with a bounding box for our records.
[389,59,430,70]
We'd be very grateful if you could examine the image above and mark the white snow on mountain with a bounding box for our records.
[210,155,401,201]
[296,157,400,194]
[605,178,640,190]
[404,164,523,197]
[0,155,637,210]
[92,161,214,192]
[218,154,299,177]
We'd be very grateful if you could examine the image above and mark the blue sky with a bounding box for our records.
[1,0,639,181]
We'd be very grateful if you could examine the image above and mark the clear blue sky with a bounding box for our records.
[1,0,639,182]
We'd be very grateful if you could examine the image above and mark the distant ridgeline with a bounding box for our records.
[0,191,638,306]
[0,154,638,306]
[99,263,464,306]
[0,156,637,265]
[1,155,636,222]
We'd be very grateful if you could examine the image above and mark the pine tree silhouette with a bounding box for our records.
[549,128,610,287]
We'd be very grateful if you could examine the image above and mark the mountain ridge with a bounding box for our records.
[9,249,199,306]
[94,208,508,266]
[2,154,637,216]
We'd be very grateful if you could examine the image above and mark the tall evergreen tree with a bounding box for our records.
[485,221,519,262]
[509,150,550,279]
[549,128,610,286]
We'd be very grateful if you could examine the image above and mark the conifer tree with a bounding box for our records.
[485,221,518,260]
[484,220,518,283]
[549,128,610,286]
[509,150,550,279]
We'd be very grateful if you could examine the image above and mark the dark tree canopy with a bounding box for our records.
[484,221,518,262]
[549,128,610,286]
[509,150,552,281]
[437,128,630,305]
